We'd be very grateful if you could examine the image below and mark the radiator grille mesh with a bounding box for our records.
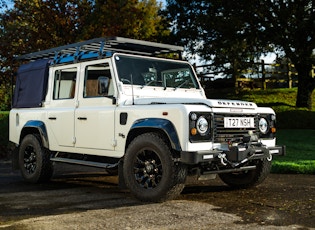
[213,114,259,142]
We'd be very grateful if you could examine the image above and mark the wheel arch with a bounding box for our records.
[20,120,49,149]
[126,118,181,152]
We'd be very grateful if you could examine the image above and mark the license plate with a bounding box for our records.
[224,117,255,128]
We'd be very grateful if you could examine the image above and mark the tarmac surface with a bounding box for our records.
[0,160,314,230]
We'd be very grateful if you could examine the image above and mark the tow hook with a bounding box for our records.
[218,150,256,168]
[267,151,272,161]
[218,153,228,166]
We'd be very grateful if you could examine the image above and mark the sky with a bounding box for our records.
[159,0,166,6]
[3,0,13,8]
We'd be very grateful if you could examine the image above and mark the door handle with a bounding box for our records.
[77,117,87,120]
[48,117,57,120]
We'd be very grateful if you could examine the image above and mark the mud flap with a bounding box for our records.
[11,147,19,170]
[118,160,127,189]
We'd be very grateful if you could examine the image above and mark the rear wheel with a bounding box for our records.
[219,159,272,188]
[123,132,187,202]
[19,134,54,183]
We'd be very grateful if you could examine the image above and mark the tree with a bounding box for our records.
[80,0,169,41]
[164,1,270,80]
[257,0,315,109]
[0,0,169,110]
[1,0,167,51]
[0,0,168,63]
[165,0,315,109]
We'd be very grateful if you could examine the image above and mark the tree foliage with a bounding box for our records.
[1,0,167,51]
[165,0,315,109]
[0,0,169,110]
[257,0,315,109]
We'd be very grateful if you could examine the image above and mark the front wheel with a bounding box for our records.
[19,134,54,183]
[219,159,272,189]
[123,133,187,202]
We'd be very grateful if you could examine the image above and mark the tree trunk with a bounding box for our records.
[295,63,315,110]
[232,59,240,91]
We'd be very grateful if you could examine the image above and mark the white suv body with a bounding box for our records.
[9,37,285,202]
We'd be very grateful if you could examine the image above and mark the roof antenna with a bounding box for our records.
[130,74,135,105]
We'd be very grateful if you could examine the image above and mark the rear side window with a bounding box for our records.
[12,59,50,108]
[53,67,77,100]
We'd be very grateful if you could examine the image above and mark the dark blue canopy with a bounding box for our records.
[12,59,50,108]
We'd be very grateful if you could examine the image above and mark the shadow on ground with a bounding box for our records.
[0,160,314,229]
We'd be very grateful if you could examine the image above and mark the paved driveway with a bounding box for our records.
[0,160,314,229]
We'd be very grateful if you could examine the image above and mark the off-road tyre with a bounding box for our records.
[219,159,272,189]
[19,134,54,183]
[123,132,187,202]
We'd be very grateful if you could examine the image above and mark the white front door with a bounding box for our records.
[74,60,116,151]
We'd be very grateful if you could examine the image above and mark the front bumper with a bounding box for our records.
[181,144,286,165]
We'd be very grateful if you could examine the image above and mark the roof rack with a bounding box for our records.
[17,37,184,63]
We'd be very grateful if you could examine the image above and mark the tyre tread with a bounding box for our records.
[123,132,186,202]
[219,159,272,189]
[19,134,53,183]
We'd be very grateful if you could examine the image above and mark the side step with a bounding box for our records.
[51,157,119,169]
[203,165,256,175]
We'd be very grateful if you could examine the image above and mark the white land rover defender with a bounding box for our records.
[9,37,285,202]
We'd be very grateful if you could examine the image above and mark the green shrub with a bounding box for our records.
[0,83,12,111]
[277,110,315,129]
[0,111,9,159]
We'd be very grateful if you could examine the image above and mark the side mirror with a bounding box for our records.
[98,76,109,95]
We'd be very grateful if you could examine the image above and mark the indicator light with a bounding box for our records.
[191,128,197,135]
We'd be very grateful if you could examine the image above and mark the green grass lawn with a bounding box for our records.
[273,129,315,174]
[209,88,315,174]
[228,88,314,174]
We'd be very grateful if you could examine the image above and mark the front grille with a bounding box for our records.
[213,114,259,142]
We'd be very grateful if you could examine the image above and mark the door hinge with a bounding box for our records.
[72,137,76,144]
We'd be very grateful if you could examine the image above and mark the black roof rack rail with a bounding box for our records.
[17,37,184,62]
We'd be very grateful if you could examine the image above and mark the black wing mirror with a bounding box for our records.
[98,76,109,95]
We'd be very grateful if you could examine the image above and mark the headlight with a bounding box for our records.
[196,116,209,135]
[189,112,211,142]
[259,117,269,134]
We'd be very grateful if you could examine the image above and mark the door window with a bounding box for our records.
[53,67,77,99]
[84,63,114,98]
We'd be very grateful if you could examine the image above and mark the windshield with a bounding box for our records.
[114,54,199,89]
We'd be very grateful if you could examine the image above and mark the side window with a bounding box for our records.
[84,63,113,98]
[53,67,77,100]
